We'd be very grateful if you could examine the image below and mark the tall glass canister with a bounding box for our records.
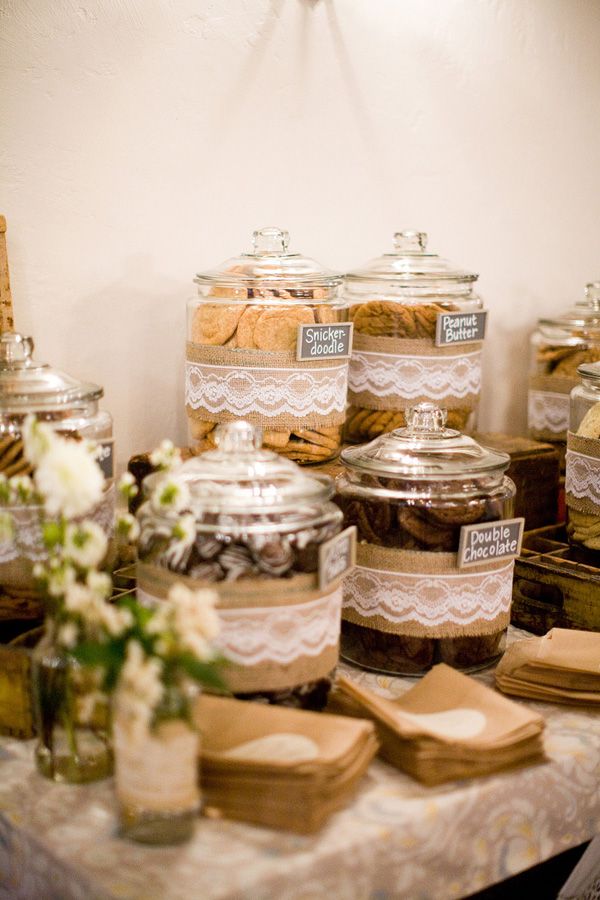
[343,231,485,443]
[186,228,348,464]
[566,362,600,551]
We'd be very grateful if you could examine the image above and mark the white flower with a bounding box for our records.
[99,602,133,637]
[115,640,164,740]
[64,582,95,615]
[86,569,112,600]
[34,437,104,519]
[149,439,181,472]
[57,621,79,648]
[172,513,196,546]
[47,562,77,598]
[116,512,140,543]
[166,583,220,661]
[77,689,105,725]
[150,477,190,516]
[64,521,108,569]
[118,472,139,501]
[22,415,56,467]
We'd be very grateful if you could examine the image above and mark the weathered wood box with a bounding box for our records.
[511,525,600,634]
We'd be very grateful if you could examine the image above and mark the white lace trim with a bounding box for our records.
[348,349,481,400]
[0,486,115,566]
[528,390,570,434]
[566,449,600,506]
[138,585,342,667]
[185,361,348,419]
[343,561,513,628]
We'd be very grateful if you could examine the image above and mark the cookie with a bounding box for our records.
[577,402,600,439]
[262,429,292,449]
[236,306,263,348]
[192,304,246,345]
[190,420,217,441]
[253,307,315,351]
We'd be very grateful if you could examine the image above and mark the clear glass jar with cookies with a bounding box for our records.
[344,231,484,443]
[186,227,347,464]
[0,332,114,601]
[136,420,344,710]
[566,361,600,551]
[335,402,516,675]
[529,282,600,464]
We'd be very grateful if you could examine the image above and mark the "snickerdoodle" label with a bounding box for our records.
[458,518,524,569]
[435,312,487,346]
[296,322,353,361]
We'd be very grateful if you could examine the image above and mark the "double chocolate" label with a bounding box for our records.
[458,518,524,569]
[319,526,357,589]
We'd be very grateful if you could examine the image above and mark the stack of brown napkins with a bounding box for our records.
[193,694,378,833]
[496,628,600,705]
[328,665,545,785]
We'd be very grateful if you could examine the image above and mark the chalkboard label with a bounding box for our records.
[435,311,487,346]
[95,440,114,480]
[319,526,357,589]
[458,517,524,569]
[297,322,353,361]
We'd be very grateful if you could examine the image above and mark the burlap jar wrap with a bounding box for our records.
[185,342,348,431]
[137,562,342,693]
[342,543,514,639]
[347,334,482,412]
[566,431,600,516]
[528,374,579,442]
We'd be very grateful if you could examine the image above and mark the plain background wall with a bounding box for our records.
[2,0,600,470]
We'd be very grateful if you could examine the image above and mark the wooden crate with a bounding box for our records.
[511,525,600,634]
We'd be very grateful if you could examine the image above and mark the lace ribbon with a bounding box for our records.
[137,562,342,693]
[343,545,513,638]
[185,342,347,428]
[0,485,115,567]
[566,432,600,514]
[528,389,570,437]
[348,334,481,411]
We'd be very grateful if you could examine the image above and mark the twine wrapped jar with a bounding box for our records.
[186,227,348,464]
[136,421,344,709]
[335,403,516,675]
[529,282,600,463]
[343,231,484,442]
[0,333,113,601]
[566,361,600,551]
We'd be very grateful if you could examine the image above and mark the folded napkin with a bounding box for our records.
[194,694,378,832]
[495,628,600,704]
[328,665,545,785]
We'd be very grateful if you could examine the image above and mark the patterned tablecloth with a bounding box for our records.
[1,627,600,900]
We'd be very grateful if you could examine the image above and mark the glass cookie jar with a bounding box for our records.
[335,403,516,675]
[344,231,484,443]
[529,282,600,458]
[186,227,347,464]
[136,420,344,709]
[566,361,600,551]
[0,332,114,597]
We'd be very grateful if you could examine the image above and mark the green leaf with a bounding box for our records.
[178,653,228,692]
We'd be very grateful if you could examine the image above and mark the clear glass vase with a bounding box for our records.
[114,683,201,845]
[31,619,113,783]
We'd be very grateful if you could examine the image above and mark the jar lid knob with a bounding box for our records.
[252,227,290,255]
[585,281,600,309]
[0,332,34,364]
[405,402,447,434]
[393,230,428,252]
[214,420,263,453]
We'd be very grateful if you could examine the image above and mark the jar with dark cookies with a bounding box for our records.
[0,333,114,605]
[566,362,600,551]
[343,231,484,443]
[529,281,600,465]
[186,227,348,464]
[335,402,516,675]
[136,420,344,710]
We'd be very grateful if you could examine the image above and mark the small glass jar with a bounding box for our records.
[529,282,600,461]
[186,227,347,464]
[335,403,516,675]
[344,231,484,442]
[566,361,600,551]
[0,333,114,598]
[136,420,343,709]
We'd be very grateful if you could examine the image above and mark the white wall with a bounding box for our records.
[2,0,600,469]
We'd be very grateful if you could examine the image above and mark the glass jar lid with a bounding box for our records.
[0,333,103,411]
[577,360,600,383]
[172,420,333,515]
[344,231,478,287]
[194,227,342,294]
[539,281,600,332]
[340,403,509,481]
